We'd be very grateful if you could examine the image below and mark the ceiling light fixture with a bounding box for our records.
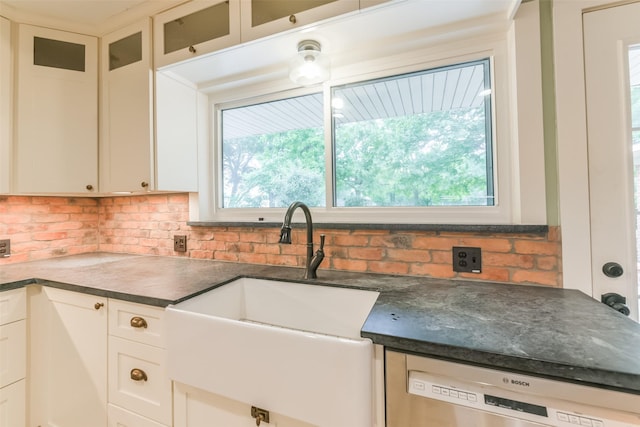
[289,40,330,86]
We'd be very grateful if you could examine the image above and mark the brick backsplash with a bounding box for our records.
[0,196,99,263]
[1,193,562,287]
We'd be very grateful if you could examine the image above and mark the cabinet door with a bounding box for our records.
[174,383,316,427]
[16,25,98,193]
[155,72,199,191]
[0,320,26,389]
[239,0,358,42]
[0,380,25,427]
[108,336,172,425]
[29,286,108,427]
[0,16,11,194]
[154,0,240,68]
[108,299,166,348]
[101,19,154,193]
[108,403,168,427]
[0,288,26,325]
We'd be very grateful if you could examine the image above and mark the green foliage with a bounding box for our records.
[222,106,491,208]
[223,128,325,208]
[334,106,489,207]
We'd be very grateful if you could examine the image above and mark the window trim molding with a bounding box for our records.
[197,28,545,226]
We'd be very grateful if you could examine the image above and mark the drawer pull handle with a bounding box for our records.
[130,368,148,382]
[94,302,104,310]
[130,316,148,328]
[289,14,297,24]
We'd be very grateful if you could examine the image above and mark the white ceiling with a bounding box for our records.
[2,0,146,25]
[0,0,183,34]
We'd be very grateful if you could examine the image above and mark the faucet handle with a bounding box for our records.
[319,234,325,250]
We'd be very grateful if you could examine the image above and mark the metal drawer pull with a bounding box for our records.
[94,302,104,310]
[130,316,148,328]
[130,368,148,382]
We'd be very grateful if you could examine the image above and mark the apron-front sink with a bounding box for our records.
[165,277,379,427]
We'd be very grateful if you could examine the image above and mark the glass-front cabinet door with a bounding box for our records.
[15,24,98,193]
[101,19,154,193]
[154,0,240,68]
[239,0,358,42]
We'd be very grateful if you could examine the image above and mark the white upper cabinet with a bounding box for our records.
[239,0,358,42]
[15,24,98,193]
[0,17,11,194]
[153,0,240,68]
[100,19,154,193]
[155,72,200,192]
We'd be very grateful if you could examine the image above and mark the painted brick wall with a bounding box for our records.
[1,193,562,287]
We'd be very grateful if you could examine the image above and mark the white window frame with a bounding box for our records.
[197,31,541,225]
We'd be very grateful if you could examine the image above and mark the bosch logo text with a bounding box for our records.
[503,377,530,387]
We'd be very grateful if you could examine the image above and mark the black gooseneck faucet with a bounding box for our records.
[279,201,325,279]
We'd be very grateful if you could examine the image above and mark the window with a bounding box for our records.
[215,58,498,223]
[221,93,325,208]
[332,60,492,207]
[33,36,85,72]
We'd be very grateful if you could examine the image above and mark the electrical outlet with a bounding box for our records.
[173,235,187,252]
[452,246,481,273]
[0,239,10,257]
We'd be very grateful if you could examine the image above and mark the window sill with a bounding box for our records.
[187,221,548,234]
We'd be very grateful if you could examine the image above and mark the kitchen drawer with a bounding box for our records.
[0,319,26,388]
[108,403,168,427]
[0,288,26,325]
[0,379,26,427]
[109,299,165,348]
[108,336,171,425]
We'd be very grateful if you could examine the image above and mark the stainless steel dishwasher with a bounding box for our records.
[386,350,640,427]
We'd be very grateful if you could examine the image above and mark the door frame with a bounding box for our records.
[553,0,639,298]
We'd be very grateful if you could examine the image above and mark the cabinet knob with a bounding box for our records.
[94,302,104,310]
[130,316,148,329]
[130,368,148,382]
[141,181,149,189]
[188,45,196,53]
[86,184,94,191]
[289,14,297,24]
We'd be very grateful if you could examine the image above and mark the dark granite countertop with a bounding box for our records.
[2,252,640,395]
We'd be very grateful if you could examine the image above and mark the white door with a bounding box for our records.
[584,1,640,321]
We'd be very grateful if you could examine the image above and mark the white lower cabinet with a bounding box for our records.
[108,299,171,427]
[108,337,171,425]
[174,382,317,427]
[28,287,172,427]
[0,288,26,426]
[0,379,25,426]
[108,403,167,427]
[29,286,108,427]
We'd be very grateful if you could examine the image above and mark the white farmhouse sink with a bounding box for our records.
[165,277,380,427]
